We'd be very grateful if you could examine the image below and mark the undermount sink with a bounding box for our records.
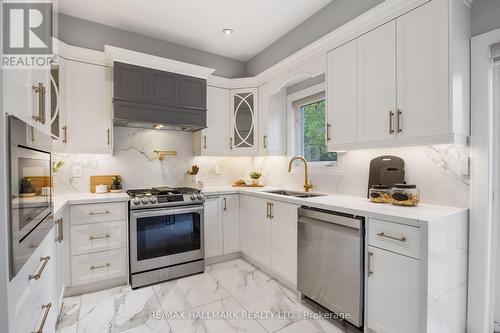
[264,190,326,198]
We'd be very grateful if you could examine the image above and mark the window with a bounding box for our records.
[298,100,337,163]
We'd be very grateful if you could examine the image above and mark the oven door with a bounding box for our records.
[130,205,204,274]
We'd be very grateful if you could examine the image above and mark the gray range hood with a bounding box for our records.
[112,62,207,131]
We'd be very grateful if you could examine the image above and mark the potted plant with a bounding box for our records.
[110,176,123,193]
[250,171,262,186]
[19,177,35,197]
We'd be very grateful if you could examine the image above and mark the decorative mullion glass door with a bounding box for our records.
[229,88,258,155]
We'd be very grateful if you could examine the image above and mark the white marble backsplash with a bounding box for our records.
[53,127,470,207]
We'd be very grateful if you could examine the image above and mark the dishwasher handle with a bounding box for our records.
[298,207,363,230]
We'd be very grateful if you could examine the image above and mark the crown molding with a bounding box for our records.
[103,45,216,79]
[53,38,107,66]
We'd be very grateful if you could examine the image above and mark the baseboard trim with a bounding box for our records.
[64,276,128,297]
[205,252,242,265]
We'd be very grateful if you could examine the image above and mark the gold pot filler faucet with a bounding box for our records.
[288,156,313,192]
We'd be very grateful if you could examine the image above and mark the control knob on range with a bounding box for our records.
[142,197,149,204]
[150,196,157,204]
[133,198,141,205]
[196,194,203,200]
[190,194,196,201]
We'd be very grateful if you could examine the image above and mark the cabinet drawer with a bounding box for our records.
[10,228,55,313]
[15,280,57,333]
[368,219,420,259]
[70,202,127,225]
[71,220,127,255]
[71,248,127,286]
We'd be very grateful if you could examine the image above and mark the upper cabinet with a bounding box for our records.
[326,0,470,151]
[193,86,230,156]
[258,84,287,156]
[229,88,258,155]
[4,66,52,136]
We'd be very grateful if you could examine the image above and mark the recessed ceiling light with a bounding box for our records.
[222,28,234,35]
[154,124,164,130]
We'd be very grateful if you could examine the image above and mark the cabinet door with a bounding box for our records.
[396,0,449,139]
[326,40,357,149]
[222,195,240,254]
[229,89,258,155]
[64,60,113,152]
[367,246,420,333]
[271,201,298,285]
[357,21,397,142]
[258,84,287,155]
[204,196,223,258]
[199,86,230,155]
[239,195,271,267]
[113,62,149,101]
[4,67,51,135]
[179,76,206,110]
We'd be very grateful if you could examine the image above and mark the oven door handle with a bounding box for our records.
[131,205,204,219]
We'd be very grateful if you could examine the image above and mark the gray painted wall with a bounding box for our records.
[245,0,384,76]
[471,0,500,36]
[56,14,246,78]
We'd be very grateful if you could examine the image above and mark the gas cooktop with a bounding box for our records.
[127,186,204,209]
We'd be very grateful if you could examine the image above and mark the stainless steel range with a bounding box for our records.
[128,187,205,289]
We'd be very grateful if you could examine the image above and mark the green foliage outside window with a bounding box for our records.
[301,100,337,162]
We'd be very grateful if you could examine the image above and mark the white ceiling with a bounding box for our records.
[56,0,332,61]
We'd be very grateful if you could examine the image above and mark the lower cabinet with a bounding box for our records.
[204,194,240,258]
[366,245,420,333]
[68,201,128,288]
[240,195,299,286]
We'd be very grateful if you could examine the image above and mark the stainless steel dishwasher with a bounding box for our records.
[297,206,364,328]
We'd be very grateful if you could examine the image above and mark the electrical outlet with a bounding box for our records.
[215,165,221,175]
[459,157,470,177]
[72,164,82,178]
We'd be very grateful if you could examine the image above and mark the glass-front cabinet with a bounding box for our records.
[229,88,258,155]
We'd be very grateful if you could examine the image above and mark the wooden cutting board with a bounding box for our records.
[90,175,120,193]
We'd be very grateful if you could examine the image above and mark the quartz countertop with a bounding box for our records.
[202,186,467,226]
[54,192,130,215]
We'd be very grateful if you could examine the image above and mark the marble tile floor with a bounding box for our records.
[56,259,359,333]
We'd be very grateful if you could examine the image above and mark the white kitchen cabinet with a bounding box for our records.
[222,195,240,254]
[240,195,271,267]
[270,201,299,285]
[4,66,52,135]
[204,195,223,258]
[326,39,357,149]
[326,0,470,150]
[193,86,231,156]
[366,245,420,333]
[396,0,450,140]
[229,88,258,155]
[55,59,113,154]
[357,21,397,143]
[258,84,287,155]
[54,208,69,314]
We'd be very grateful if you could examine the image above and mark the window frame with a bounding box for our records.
[286,82,340,172]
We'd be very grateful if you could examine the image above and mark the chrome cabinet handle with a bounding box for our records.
[107,129,111,145]
[62,126,68,143]
[266,203,270,218]
[223,198,227,211]
[367,251,374,277]
[397,110,402,133]
[32,303,52,333]
[377,232,407,243]
[29,256,50,280]
[55,218,64,243]
[269,203,274,219]
[89,234,110,241]
[229,137,233,150]
[389,111,395,134]
[32,83,46,124]
[89,210,110,216]
[203,136,207,149]
[326,123,332,141]
[263,135,268,149]
[90,263,111,270]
